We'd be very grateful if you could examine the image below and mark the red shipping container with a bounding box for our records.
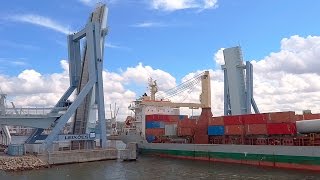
[177,127,193,136]
[146,115,153,121]
[224,115,243,125]
[268,111,295,123]
[295,115,304,121]
[145,114,159,122]
[146,114,174,122]
[267,123,297,135]
[168,115,179,122]
[225,125,244,135]
[262,113,271,122]
[245,124,267,135]
[303,114,320,120]
[243,114,266,124]
[145,128,165,136]
[194,135,208,144]
[209,116,224,126]
[163,115,170,121]
[178,119,197,128]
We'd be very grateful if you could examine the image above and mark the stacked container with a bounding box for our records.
[177,119,196,136]
[145,114,187,141]
[145,114,166,142]
[224,115,244,135]
[265,111,297,135]
[208,117,224,136]
[243,114,267,135]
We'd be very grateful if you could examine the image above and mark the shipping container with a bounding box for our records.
[146,115,153,121]
[146,128,165,136]
[177,127,193,136]
[225,125,244,135]
[242,114,266,124]
[168,115,179,122]
[208,126,224,136]
[209,116,224,126]
[146,135,156,143]
[245,124,267,135]
[224,115,243,125]
[194,135,208,144]
[295,115,304,121]
[165,124,177,136]
[177,119,197,128]
[163,115,170,121]
[146,121,165,129]
[267,123,297,135]
[303,114,320,120]
[268,111,295,123]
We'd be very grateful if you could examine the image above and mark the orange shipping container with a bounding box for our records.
[209,116,224,126]
[225,125,244,135]
[303,114,320,120]
[295,115,304,121]
[245,124,267,135]
[145,128,165,136]
[177,119,196,128]
[177,127,193,136]
[268,111,295,123]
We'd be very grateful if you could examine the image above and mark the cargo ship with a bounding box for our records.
[120,46,320,171]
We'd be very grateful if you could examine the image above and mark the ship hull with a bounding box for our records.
[139,143,320,171]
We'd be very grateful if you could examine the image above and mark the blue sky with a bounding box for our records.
[1,0,319,80]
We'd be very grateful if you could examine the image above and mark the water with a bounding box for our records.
[1,156,319,180]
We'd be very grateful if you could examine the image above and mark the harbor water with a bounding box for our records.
[1,155,319,179]
[2,138,319,179]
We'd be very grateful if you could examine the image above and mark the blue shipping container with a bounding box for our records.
[146,135,156,143]
[146,121,165,129]
[208,126,224,136]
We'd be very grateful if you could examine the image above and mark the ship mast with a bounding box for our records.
[149,78,158,101]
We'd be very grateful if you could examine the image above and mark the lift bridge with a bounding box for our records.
[222,46,259,115]
[0,4,108,151]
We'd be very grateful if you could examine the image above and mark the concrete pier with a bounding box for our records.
[38,149,118,165]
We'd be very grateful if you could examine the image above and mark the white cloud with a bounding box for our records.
[151,0,218,11]
[122,63,176,91]
[131,22,167,28]
[2,34,320,122]
[0,58,28,67]
[251,35,320,75]
[8,14,73,34]
[104,42,131,51]
[213,48,225,67]
[203,0,218,9]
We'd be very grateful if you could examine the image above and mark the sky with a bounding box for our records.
[1,0,320,120]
